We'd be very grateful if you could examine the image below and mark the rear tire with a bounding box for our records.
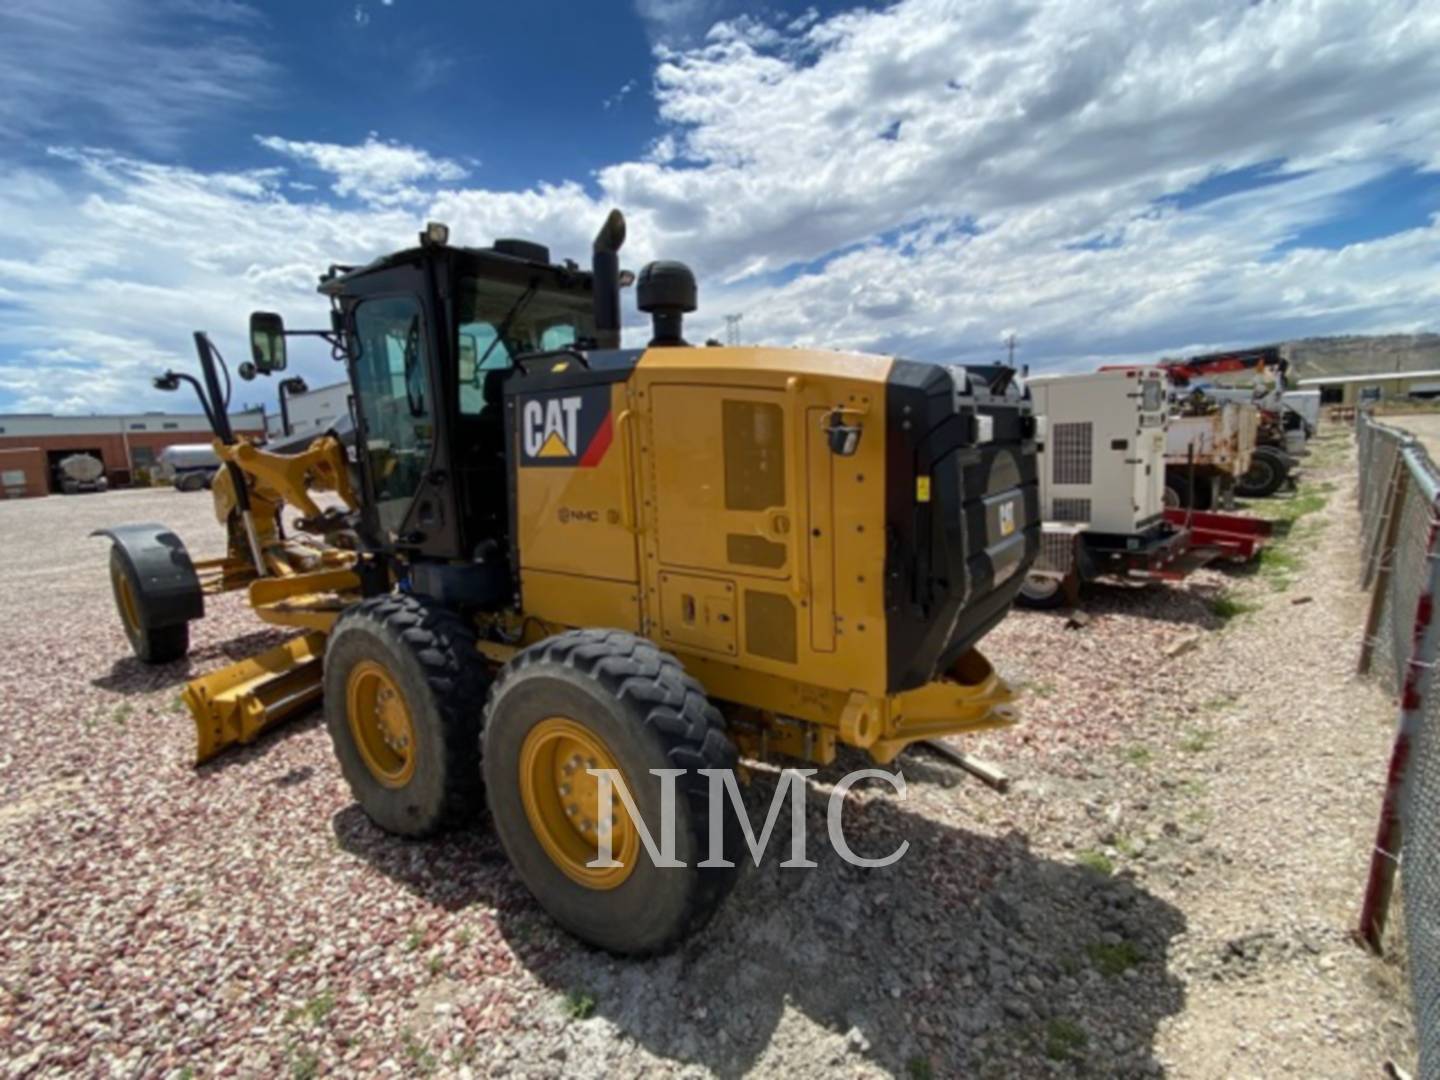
[1236,447,1287,498]
[109,548,189,663]
[324,594,487,837]
[483,629,740,956]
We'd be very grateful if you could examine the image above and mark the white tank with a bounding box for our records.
[60,453,105,484]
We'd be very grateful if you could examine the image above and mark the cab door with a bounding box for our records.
[348,292,457,553]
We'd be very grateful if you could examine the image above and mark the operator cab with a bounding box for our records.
[246,215,628,608]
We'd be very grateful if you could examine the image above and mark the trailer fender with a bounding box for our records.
[92,522,205,627]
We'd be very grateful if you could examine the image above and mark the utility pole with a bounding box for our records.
[724,313,744,346]
[1004,332,1018,367]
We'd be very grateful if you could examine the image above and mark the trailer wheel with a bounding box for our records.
[483,629,740,956]
[108,548,190,663]
[1016,573,1067,610]
[1236,446,1287,498]
[324,594,487,837]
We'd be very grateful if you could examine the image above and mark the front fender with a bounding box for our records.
[92,522,204,628]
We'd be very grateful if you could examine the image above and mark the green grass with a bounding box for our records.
[1180,728,1218,753]
[1075,850,1114,876]
[113,703,133,726]
[1257,544,1301,589]
[1086,940,1144,977]
[564,989,597,1020]
[1123,745,1152,766]
[455,927,473,948]
[289,1046,320,1080]
[1024,679,1056,699]
[1210,593,1258,621]
[906,1055,935,1079]
[1113,834,1142,858]
[285,989,335,1028]
[401,1032,437,1076]
[1043,1017,1088,1062]
[428,955,445,977]
[404,927,424,952]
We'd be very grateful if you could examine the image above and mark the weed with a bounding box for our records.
[1257,544,1300,589]
[1075,850,1114,876]
[1044,1017,1088,1061]
[428,955,445,977]
[284,942,313,963]
[1201,691,1238,712]
[405,927,424,952]
[564,988,597,1020]
[113,703,133,726]
[1086,939,1144,977]
[456,927,474,948]
[289,1046,320,1080]
[1180,728,1217,753]
[1114,835,1141,858]
[1210,593,1257,621]
[401,1031,437,1075]
[1025,680,1056,699]
[285,989,335,1028]
[1123,745,1152,766]
[906,1055,935,1079]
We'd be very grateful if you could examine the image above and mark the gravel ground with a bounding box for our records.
[0,435,1418,1078]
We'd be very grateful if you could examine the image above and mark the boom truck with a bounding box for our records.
[95,212,1040,955]
[1157,346,1306,500]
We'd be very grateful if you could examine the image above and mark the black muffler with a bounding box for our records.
[592,209,626,350]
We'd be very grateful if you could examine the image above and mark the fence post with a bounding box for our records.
[1359,447,1440,951]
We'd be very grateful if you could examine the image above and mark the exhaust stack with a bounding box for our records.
[592,209,626,350]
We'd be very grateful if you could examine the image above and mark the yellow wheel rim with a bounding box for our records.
[112,564,141,634]
[519,717,638,890]
[345,660,417,788]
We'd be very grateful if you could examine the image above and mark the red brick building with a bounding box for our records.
[0,410,266,498]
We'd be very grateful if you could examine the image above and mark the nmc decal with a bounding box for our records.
[517,384,613,468]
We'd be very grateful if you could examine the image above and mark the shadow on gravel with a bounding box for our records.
[89,629,292,694]
[342,762,1188,1077]
[1027,582,1223,630]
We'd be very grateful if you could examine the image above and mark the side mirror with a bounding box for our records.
[249,311,288,374]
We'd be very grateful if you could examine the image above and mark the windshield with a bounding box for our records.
[456,275,596,415]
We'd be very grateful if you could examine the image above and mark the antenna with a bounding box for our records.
[724,313,744,346]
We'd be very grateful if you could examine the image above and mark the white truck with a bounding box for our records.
[57,453,109,495]
[1020,368,1188,607]
[1164,397,1259,509]
[155,443,221,492]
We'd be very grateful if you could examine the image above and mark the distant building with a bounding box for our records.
[1296,369,1440,408]
[266,380,350,440]
[0,409,265,498]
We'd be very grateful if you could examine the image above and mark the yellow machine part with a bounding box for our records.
[185,632,327,764]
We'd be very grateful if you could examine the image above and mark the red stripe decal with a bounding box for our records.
[578,410,613,468]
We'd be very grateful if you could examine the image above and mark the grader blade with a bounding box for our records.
[185,632,327,764]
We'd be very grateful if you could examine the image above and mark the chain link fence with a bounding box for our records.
[1355,412,1440,1078]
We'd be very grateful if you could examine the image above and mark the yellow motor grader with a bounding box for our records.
[98,212,1039,954]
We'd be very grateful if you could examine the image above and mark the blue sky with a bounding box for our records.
[1,0,1439,413]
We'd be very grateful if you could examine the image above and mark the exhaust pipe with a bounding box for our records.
[592,209,626,350]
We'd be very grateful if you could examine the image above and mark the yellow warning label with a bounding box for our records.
[538,431,572,457]
[916,476,931,503]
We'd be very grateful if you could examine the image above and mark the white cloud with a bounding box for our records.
[0,0,274,152]
[255,135,468,206]
[4,0,1440,412]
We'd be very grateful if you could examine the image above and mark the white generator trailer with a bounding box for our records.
[1021,368,1189,608]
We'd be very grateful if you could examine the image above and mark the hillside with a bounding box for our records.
[1286,334,1440,379]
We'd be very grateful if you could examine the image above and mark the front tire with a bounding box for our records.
[324,594,487,837]
[109,548,189,663]
[483,629,739,956]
